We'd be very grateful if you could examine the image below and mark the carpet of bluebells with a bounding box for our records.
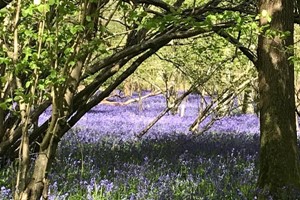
[0,93,262,199]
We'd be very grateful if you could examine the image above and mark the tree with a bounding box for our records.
[212,1,300,197]
[257,0,300,198]
[0,0,251,199]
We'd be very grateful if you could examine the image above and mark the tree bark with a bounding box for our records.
[257,0,300,198]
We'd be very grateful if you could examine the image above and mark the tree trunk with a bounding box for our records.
[124,79,133,96]
[138,82,143,112]
[257,0,300,198]
[241,88,251,114]
[20,140,58,200]
[19,90,62,199]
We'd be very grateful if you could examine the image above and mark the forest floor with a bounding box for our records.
[0,93,274,199]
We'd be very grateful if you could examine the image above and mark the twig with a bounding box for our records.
[136,85,194,138]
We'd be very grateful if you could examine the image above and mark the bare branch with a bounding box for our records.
[136,86,194,138]
[100,91,162,106]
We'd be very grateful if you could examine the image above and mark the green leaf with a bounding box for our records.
[22,10,28,17]
[38,83,45,90]
[86,16,92,22]
[70,27,77,35]
[22,6,34,17]
[37,4,50,13]
[48,0,56,6]
[0,102,7,110]
[68,61,76,67]
[0,8,8,15]
[49,69,57,78]
[25,80,32,88]
[0,98,12,110]
[0,57,9,64]
[29,62,38,70]
[206,14,217,25]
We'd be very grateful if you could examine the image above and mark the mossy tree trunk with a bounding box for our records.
[257,0,300,198]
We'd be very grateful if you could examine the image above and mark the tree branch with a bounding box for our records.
[63,46,167,136]
[132,0,173,11]
[216,29,258,68]
[84,22,233,79]
[100,91,162,106]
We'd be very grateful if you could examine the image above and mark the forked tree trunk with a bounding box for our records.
[19,96,61,200]
[19,143,58,200]
[257,0,300,198]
